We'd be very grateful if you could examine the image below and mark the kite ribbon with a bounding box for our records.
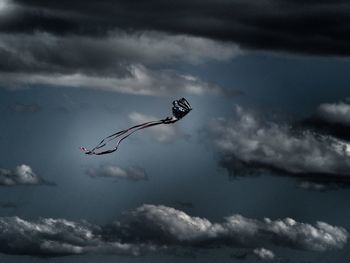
[80,117,177,155]
[80,98,191,155]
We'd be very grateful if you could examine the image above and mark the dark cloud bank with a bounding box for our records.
[0,1,237,95]
[0,0,349,95]
[4,0,350,56]
[0,204,347,257]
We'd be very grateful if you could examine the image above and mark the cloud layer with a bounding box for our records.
[2,0,350,56]
[208,106,350,185]
[0,164,49,186]
[0,205,347,257]
[0,30,231,95]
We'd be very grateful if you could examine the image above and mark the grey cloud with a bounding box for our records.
[317,102,350,126]
[208,106,350,181]
[0,65,224,96]
[0,31,233,96]
[0,164,52,186]
[87,165,147,181]
[297,180,348,192]
[0,216,157,257]
[0,31,237,75]
[0,204,347,257]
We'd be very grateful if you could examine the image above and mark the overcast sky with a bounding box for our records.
[1,1,350,262]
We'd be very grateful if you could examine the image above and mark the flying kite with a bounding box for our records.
[80,98,192,155]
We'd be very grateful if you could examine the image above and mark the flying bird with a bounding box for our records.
[80,98,192,155]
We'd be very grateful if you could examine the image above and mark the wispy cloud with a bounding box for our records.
[86,164,147,181]
[8,103,41,113]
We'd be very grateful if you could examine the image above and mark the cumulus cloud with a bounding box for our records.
[128,112,189,143]
[121,205,348,252]
[317,102,350,126]
[0,205,347,257]
[0,216,157,257]
[86,164,147,181]
[208,106,350,180]
[253,248,275,261]
[0,164,51,186]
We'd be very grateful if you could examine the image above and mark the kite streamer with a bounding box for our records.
[80,98,192,155]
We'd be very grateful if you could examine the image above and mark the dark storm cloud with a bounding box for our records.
[208,106,350,187]
[0,1,242,95]
[0,205,347,257]
[0,164,53,186]
[3,0,350,56]
[86,164,147,181]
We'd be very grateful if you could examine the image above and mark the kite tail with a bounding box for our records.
[80,116,177,155]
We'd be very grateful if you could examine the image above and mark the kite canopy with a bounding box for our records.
[172,98,192,120]
[81,98,192,155]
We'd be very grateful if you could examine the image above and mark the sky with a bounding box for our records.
[1,0,350,262]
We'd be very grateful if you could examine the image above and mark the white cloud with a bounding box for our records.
[125,205,348,251]
[0,205,347,257]
[128,112,189,143]
[317,102,350,126]
[253,248,275,260]
[0,164,47,186]
[209,106,350,175]
[87,165,147,181]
